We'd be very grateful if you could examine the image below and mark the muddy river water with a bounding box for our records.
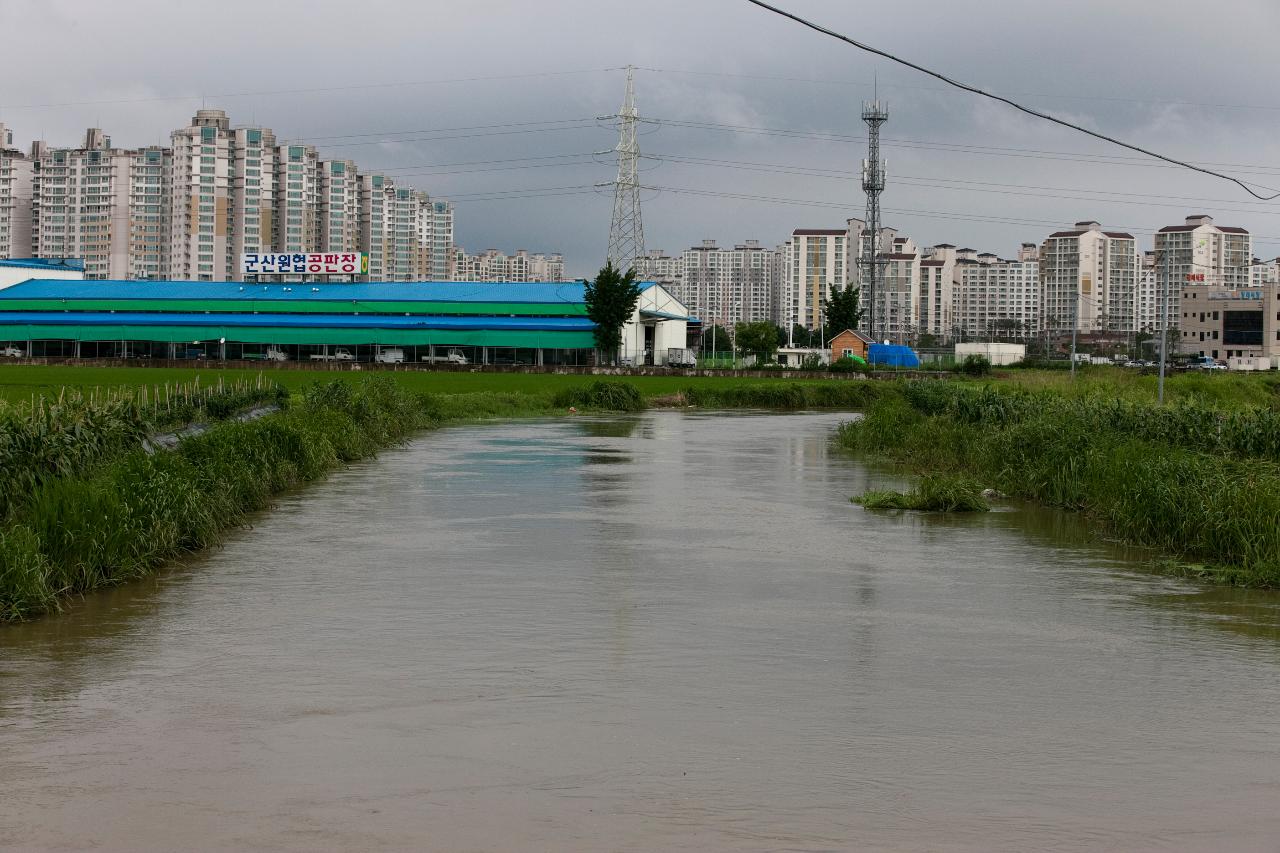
[3,411,1280,851]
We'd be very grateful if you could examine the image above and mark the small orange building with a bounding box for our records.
[830,329,873,362]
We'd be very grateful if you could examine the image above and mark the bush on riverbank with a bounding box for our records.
[840,382,1280,587]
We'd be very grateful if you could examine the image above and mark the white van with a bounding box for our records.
[375,348,405,364]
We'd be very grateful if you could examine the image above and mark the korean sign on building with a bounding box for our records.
[241,253,369,276]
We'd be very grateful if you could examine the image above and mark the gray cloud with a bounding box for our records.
[3,0,1279,275]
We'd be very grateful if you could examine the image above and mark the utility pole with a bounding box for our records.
[1158,248,1170,404]
[602,66,646,275]
[860,99,888,344]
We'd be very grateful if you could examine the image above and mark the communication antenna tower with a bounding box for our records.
[604,66,646,274]
[860,99,888,341]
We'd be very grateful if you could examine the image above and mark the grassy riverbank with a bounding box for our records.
[0,377,559,621]
[840,381,1280,588]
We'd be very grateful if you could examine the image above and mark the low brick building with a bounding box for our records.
[830,329,874,362]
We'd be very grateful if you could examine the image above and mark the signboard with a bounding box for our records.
[1185,273,1206,282]
[241,253,368,276]
[1207,290,1262,301]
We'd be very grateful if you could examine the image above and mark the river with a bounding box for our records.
[3,411,1280,852]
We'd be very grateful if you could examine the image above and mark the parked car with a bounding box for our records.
[1,346,24,358]
[374,348,405,364]
[1186,355,1226,371]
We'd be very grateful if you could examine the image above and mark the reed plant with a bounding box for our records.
[840,381,1280,587]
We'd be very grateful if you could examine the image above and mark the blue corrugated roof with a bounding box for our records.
[0,311,595,332]
[0,258,86,272]
[0,278,599,305]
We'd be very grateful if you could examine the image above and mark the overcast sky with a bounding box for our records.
[3,0,1279,276]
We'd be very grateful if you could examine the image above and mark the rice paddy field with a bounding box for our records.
[0,364,843,407]
[1,362,1279,408]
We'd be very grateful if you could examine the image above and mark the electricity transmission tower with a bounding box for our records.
[860,99,888,342]
[604,65,646,274]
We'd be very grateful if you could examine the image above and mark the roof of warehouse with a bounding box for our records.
[0,311,596,332]
[0,279,601,305]
[0,258,87,272]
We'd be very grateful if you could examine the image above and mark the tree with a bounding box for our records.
[584,261,642,364]
[703,325,735,354]
[823,283,865,345]
[734,321,779,362]
[790,324,819,348]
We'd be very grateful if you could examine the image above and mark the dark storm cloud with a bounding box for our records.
[3,0,1279,273]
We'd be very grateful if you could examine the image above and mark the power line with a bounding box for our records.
[743,0,1280,200]
[650,117,1280,180]
[0,69,612,112]
[634,65,1280,114]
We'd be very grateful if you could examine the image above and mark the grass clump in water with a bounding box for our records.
[553,381,646,412]
[855,475,991,512]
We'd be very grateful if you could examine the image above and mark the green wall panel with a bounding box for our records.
[0,325,595,348]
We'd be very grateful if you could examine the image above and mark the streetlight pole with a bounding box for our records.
[1070,294,1078,379]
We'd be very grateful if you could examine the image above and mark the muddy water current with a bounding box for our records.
[3,411,1280,851]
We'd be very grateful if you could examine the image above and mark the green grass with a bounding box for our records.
[839,381,1280,588]
[0,376,560,622]
[0,364,848,407]
[855,474,991,512]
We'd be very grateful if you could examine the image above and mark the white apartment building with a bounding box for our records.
[1040,221,1138,334]
[319,159,360,266]
[29,129,160,280]
[229,126,277,275]
[639,249,682,291]
[917,244,957,340]
[677,239,776,328]
[785,222,858,331]
[1252,257,1280,287]
[954,249,1041,341]
[0,123,33,260]
[1155,215,1251,288]
[425,198,454,281]
[454,247,566,282]
[169,110,236,281]
[274,143,319,269]
[871,233,919,344]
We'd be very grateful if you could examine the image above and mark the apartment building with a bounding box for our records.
[954,248,1040,341]
[454,247,566,282]
[319,159,360,268]
[676,239,776,328]
[1250,257,1280,287]
[0,123,33,260]
[1040,221,1138,335]
[274,143,319,269]
[1155,215,1251,289]
[228,126,276,277]
[870,233,919,343]
[425,198,455,280]
[169,110,236,281]
[785,221,860,331]
[28,129,164,280]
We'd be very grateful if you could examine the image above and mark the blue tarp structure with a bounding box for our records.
[867,344,920,368]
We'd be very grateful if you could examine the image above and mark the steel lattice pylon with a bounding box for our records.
[860,99,888,342]
[605,66,646,274]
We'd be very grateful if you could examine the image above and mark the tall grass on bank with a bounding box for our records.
[840,383,1280,587]
[0,378,287,522]
[681,381,889,410]
[0,377,553,622]
[553,381,647,412]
